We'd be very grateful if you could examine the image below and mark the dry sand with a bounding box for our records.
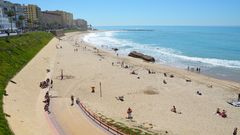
[4,31,240,135]
[51,32,240,135]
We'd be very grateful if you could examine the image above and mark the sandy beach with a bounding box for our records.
[4,31,240,135]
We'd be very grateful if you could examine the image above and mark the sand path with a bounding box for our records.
[4,33,108,135]
[3,37,59,135]
[50,98,106,135]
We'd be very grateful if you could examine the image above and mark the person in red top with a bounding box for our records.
[221,110,227,118]
[127,107,133,119]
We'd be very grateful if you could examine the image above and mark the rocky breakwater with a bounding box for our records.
[128,51,155,62]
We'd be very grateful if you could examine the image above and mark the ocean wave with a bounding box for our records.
[83,31,240,69]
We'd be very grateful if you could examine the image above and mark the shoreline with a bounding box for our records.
[72,31,240,135]
[84,31,240,90]
[84,30,240,83]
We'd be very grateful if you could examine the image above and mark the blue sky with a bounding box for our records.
[10,0,240,26]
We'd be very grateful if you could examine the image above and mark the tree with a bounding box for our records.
[27,19,32,30]
[18,15,25,31]
[6,10,15,32]
[33,20,39,29]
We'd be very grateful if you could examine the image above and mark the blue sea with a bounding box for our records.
[83,26,240,82]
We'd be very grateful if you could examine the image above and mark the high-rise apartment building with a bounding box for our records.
[23,4,41,28]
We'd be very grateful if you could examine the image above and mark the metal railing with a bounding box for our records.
[77,101,125,135]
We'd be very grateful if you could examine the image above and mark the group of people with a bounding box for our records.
[43,91,50,114]
[187,66,201,73]
[40,78,53,89]
[40,77,53,114]
[70,95,80,106]
[148,69,156,74]
[74,48,79,52]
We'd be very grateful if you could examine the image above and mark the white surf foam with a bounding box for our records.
[83,31,240,69]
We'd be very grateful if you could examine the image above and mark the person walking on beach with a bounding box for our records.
[50,79,53,88]
[76,98,80,105]
[221,110,227,118]
[61,70,63,80]
[233,127,238,135]
[71,95,74,106]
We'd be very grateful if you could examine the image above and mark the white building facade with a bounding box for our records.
[0,7,16,31]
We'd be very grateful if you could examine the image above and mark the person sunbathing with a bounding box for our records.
[131,71,138,75]
[221,110,227,118]
[197,91,202,96]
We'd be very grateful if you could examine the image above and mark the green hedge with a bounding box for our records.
[0,32,53,135]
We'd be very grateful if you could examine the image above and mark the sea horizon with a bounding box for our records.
[84,26,240,82]
[95,25,240,28]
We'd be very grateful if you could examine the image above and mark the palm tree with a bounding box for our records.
[18,15,25,31]
[6,10,15,32]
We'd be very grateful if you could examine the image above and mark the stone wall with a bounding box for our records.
[50,29,64,37]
